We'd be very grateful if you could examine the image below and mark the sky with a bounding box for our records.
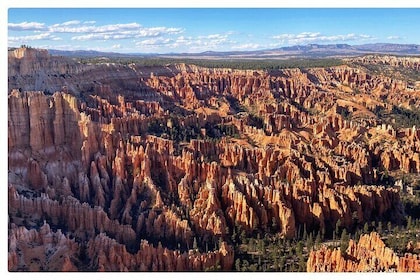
[7,8,420,53]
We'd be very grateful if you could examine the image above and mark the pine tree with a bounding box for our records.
[340,228,349,255]
[354,229,361,242]
[258,238,265,253]
[240,228,247,244]
[371,220,376,229]
[363,222,369,233]
[279,256,285,272]
[235,259,241,271]
[335,220,342,237]
[273,256,279,271]
[407,216,412,230]
[315,231,322,248]
[241,260,250,272]
[296,241,303,256]
[272,217,278,230]
[377,221,383,234]
[307,232,314,250]
[193,237,198,251]
[303,224,308,241]
[232,227,237,243]
[387,221,392,233]
[299,257,306,272]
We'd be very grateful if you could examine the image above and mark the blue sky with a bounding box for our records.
[8,8,420,53]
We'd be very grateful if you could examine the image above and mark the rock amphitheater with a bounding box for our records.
[8,47,420,271]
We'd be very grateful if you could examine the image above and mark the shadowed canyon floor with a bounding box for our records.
[8,47,420,272]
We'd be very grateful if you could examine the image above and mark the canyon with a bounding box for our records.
[8,47,420,272]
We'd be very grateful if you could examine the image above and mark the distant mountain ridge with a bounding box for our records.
[15,43,419,59]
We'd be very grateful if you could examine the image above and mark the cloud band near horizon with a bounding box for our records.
[8,8,416,53]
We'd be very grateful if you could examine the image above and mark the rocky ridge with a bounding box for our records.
[307,232,420,272]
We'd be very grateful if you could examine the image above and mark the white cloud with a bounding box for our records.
[8,21,46,31]
[387,35,401,40]
[51,22,141,34]
[10,20,184,43]
[112,44,121,49]
[200,34,226,39]
[174,36,193,46]
[50,26,93,33]
[71,34,114,41]
[231,43,261,50]
[197,34,229,43]
[52,20,81,27]
[91,23,141,33]
[272,32,375,45]
[136,38,173,47]
[180,33,234,51]
[8,32,62,42]
[147,27,184,35]
[134,27,183,38]
[27,44,83,50]
[66,24,183,41]
[134,32,236,52]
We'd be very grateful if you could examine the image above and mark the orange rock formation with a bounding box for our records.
[307,232,420,272]
[8,48,419,271]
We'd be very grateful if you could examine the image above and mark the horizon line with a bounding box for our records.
[8,42,420,56]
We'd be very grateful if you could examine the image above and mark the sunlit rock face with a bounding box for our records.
[307,232,420,272]
[9,48,419,271]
